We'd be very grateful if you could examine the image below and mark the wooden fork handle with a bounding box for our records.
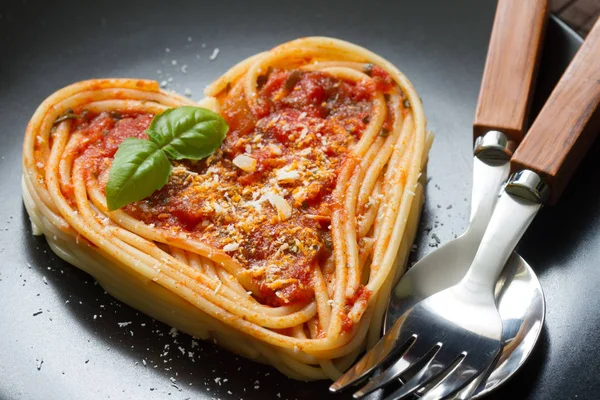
[511,17,600,205]
[473,0,548,143]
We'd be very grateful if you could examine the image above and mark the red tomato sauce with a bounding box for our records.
[65,111,153,199]
[69,66,395,308]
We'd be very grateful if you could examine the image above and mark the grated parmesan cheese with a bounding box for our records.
[232,154,257,172]
[223,242,239,252]
[276,166,300,182]
[209,48,220,60]
[267,193,292,221]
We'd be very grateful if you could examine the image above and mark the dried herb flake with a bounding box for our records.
[284,70,302,91]
[256,66,273,90]
[53,109,78,125]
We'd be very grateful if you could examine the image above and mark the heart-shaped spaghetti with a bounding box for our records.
[22,37,432,380]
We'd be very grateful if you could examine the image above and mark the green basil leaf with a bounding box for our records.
[147,106,228,160]
[106,138,172,211]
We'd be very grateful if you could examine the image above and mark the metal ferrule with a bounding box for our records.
[505,170,550,204]
[474,131,515,165]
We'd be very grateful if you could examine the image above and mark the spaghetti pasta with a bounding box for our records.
[22,37,432,380]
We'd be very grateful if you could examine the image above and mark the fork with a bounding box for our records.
[339,166,546,400]
[370,12,600,396]
[334,14,600,400]
[329,0,548,397]
[350,243,508,400]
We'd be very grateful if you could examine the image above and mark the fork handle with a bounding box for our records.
[468,0,548,235]
[473,0,548,143]
[511,17,600,205]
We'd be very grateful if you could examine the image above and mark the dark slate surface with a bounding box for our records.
[0,1,596,399]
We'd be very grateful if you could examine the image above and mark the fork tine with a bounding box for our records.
[330,321,415,392]
[381,345,460,400]
[352,337,435,398]
[418,357,481,400]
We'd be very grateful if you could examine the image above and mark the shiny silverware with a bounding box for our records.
[452,253,544,399]
[352,216,509,400]
[330,132,546,399]
[332,174,543,400]
[332,15,600,399]
[385,134,546,399]
[400,171,545,400]
[331,0,549,393]
[328,130,512,396]
[387,131,511,323]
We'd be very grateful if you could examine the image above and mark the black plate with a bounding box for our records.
[1,1,598,399]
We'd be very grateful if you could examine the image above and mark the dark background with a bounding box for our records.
[551,0,599,37]
[1,1,599,399]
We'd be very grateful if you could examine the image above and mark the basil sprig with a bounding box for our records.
[106,106,228,211]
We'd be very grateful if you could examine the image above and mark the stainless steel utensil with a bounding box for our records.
[331,0,549,395]
[453,253,544,399]
[384,135,546,400]
[375,171,544,400]
[343,130,512,399]
[351,222,508,400]
[331,133,546,399]
[334,14,600,400]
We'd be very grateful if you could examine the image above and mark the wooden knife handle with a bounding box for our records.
[473,0,548,143]
[511,17,600,205]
